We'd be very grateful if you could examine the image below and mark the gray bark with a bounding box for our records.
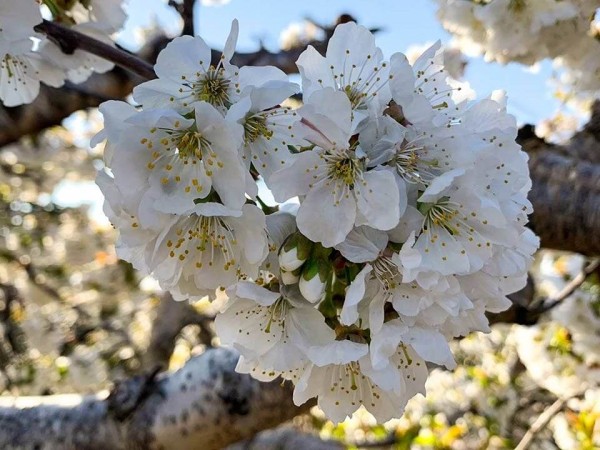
[0,348,306,450]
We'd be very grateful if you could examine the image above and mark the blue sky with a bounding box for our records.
[121,0,562,125]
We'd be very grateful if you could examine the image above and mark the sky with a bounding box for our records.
[55,0,563,216]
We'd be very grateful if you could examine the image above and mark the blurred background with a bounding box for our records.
[0,1,598,448]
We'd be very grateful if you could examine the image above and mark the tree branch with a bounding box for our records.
[169,0,196,36]
[527,150,600,256]
[514,396,568,450]
[538,258,600,312]
[142,293,214,371]
[0,348,308,450]
[34,20,156,80]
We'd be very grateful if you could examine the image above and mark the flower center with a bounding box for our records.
[244,113,273,144]
[264,298,289,333]
[325,152,362,187]
[192,67,231,108]
[343,85,367,110]
[167,215,238,272]
[421,198,460,235]
[393,142,438,184]
[174,130,210,161]
[372,256,398,291]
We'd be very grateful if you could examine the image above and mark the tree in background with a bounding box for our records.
[0,1,598,449]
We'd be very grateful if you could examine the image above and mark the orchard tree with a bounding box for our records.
[0,1,598,449]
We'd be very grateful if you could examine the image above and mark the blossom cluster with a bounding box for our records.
[0,0,127,106]
[94,20,538,422]
[436,0,600,92]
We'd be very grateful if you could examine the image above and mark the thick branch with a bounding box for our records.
[0,348,307,450]
[527,150,600,255]
[34,20,156,80]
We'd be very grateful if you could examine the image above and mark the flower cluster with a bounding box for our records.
[436,0,600,93]
[436,0,597,64]
[95,21,538,422]
[0,0,127,106]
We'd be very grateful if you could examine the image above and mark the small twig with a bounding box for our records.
[34,20,156,80]
[540,258,600,313]
[514,397,567,450]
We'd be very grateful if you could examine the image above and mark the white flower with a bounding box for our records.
[97,172,269,298]
[133,20,241,113]
[134,20,290,116]
[297,21,392,123]
[370,320,456,369]
[37,0,130,85]
[337,227,472,334]
[147,203,268,297]
[436,0,597,65]
[294,340,427,423]
[96,170,169,272]
[279,247,305,272]
[270,88,400,247]
[0,45,66,107]
[225,73,304,182]
[389,41,471,128]
[335,226,389,264]
[106,101,248,214]
[215,281,334,378]
[0,2,66,106]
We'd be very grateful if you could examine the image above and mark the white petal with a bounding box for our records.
[355,169,400,230]
[297,182,356,247]
[335,226,388,263]
[341,264,372,325]
[223,19,239,62]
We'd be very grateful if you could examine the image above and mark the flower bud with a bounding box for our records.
[279,232,313,271]
[279,247,304,272]
[281,268,300,285]
[299,258,330,303]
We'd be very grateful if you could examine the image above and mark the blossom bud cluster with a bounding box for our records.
[436,0,600,92]
[0,0,127,106]
[95,20,538,422]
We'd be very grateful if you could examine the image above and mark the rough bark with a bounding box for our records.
[0,348,306,450]
[528,151,600,255]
